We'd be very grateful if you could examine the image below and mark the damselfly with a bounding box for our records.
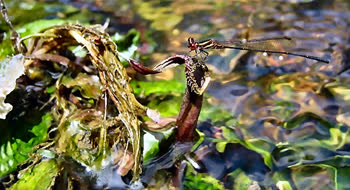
[187,36,329,63]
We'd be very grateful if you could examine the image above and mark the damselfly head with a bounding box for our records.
[187,37,197,50]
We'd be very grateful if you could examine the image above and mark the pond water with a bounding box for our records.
[115,1,350,189]
[2,0,350,189]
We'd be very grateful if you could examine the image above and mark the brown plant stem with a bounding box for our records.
[175,85,203,142]
[0,0,26,53]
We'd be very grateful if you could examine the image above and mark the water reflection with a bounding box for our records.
[3,0,350,189]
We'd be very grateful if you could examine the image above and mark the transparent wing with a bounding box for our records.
[218,36,296,52]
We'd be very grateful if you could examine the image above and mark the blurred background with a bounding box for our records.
[1,0,350,189]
